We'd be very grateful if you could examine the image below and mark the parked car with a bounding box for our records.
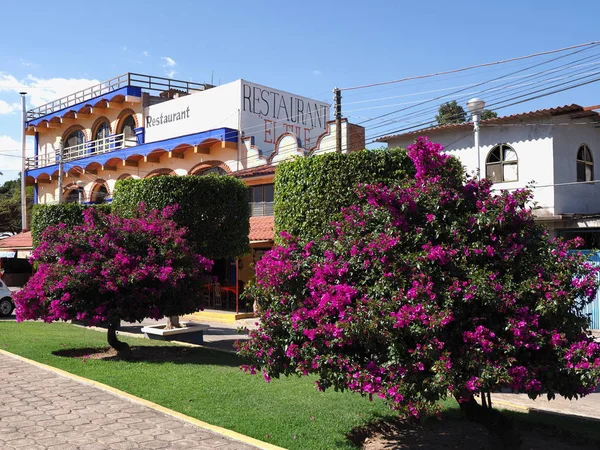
[0,279,15,317]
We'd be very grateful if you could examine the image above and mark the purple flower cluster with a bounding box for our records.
[238,137,600,419]
[14,205,213,325]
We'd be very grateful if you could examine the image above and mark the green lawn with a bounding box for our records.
[5,322,598,449]
[0,322,398,450]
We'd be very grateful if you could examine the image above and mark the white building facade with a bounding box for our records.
[378,104,600,246]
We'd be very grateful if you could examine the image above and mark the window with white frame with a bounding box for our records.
[577,144,593,182]
[486,144,518,183]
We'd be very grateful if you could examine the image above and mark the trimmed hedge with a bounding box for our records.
[274,148,416,242]
[32,203,112,245]
[31,203,112,245]
[111,175,249,259]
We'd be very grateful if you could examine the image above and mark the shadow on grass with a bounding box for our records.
[52,345,242,367]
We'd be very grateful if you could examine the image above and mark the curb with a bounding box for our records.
[490,399,531,412]
[0,349,286,450]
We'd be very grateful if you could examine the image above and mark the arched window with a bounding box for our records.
[93,121,111,153]
[194,167,227,176]
[486,144,518,183]
[577,144,593,182]
[64,188,83,204]
[120,115,136,141]
[64,129,85,149]
[91,185,109,204]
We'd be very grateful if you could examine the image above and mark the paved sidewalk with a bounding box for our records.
[0,353,261,450]
[492,392,600,421]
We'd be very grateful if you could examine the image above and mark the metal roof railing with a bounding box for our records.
[26,73,212,121]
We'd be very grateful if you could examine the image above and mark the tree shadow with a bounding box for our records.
[52,345,243,367]
[346,410,600,450]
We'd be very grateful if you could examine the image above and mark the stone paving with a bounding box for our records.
[0,353,260,450]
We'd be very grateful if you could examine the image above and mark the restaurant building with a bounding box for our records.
[23,73,365,317]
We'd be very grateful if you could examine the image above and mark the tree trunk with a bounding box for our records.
[456,394,522,450]
[165,315,181,329]
[107,318,132,360]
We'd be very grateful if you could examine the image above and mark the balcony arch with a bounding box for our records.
[116,109,138,143]
[90,179,110,204]
[63,182,86,204]
[145,168,176,178]
[62,125,88,148]
[189,160,232,176]
[91,117,112,150]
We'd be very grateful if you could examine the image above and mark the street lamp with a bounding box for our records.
[19,92,27,232]
[467,98,486,177]
[76,180,85,204]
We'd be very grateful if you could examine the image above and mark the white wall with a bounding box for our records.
[552,118,600,214]
[386,123,556,215]
[239,80,330,158]
[144,80,242,143]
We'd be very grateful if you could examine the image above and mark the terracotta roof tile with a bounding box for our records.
[0,231,33,249]
[232,165,276,179]
[249,216,274,242]
[376,104,599,142]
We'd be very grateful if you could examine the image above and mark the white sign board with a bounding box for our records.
[143,81,241,144]
[240,80,330,155]
[143,80,330,158]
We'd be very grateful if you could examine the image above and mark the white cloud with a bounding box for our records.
[0,73,101,108]
[0,100,18,115]
[162,56,177,67]
[166,70,176,79]
[313,70,323,76]
[0,135,30,174]
[19,59,37,68]
[143,51,149,57]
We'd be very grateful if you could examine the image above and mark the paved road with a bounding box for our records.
[492,391,600,420]
[0,353,260,450]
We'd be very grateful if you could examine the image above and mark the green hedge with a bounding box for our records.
[31,203,112,245]
[274,148,416,242]
[111,175,249,259]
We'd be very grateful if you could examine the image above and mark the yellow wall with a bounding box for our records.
[36,143,243,204]
[36,103,144,159]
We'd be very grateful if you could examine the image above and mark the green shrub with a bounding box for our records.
[31,203,111,245]
[274,148,415,242]
[112,175,249,259]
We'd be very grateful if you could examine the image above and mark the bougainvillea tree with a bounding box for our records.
[238,138,600,446]
[15,206,212,358]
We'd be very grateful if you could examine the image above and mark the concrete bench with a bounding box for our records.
[141,322,210,344]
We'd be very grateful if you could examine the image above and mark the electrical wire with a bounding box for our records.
[339,40,600,91]
[357,43,600,127]
[364,68,600,142]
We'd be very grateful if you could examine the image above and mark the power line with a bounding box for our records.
[361,58,600,140]
[365,75,600,144]
[357,44,600,127]
[340,40,600,91]
[362,62,600,136]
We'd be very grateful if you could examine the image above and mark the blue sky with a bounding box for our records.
[1,0,599,184]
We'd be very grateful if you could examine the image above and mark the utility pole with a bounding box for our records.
[57,142,64,204]
[19,92,27,231]
[334,88,342,153]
